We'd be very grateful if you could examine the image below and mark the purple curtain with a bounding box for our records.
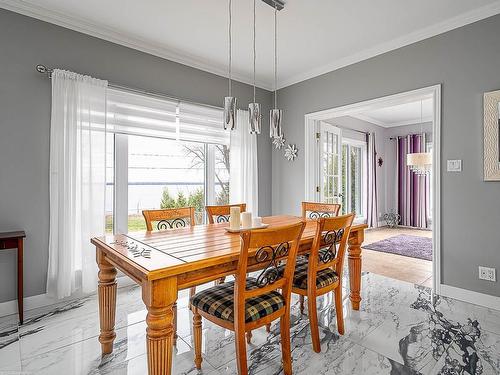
[397,134,428,228]
[367,133,378,228]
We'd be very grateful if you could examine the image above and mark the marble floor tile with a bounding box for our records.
[20,319,215,375]
[306,342,422,375]
[1,272,498,375]
[0,320,21,372]
[361,307,441,374]
[428,325,500,375]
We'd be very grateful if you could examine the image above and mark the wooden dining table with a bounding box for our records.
[91,215,367,375]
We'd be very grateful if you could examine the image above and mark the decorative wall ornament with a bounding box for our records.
[272,135,285,149]
[284,144,298,161]
[483,89,500,180]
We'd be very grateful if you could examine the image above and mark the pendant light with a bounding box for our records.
[407,100,432,175]
[223,0,237,131]
[248,0,261,134]
[270,3,283,139]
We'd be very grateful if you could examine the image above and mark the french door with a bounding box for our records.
[319,122,342,204]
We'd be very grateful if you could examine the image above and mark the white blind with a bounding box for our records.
[106,88,229,145]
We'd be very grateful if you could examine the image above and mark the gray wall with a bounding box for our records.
[274,15,500,297]
[0,9,273,303]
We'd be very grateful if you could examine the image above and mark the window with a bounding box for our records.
[105,88,229,233]
[341,139,367,220]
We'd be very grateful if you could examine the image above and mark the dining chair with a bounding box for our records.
[142,207,196,346]
[190,221,306,375]
[205,203,247,286]
[301,201,341,219]
[142,207,196,231]
[206,203,247,224]
[291,213,354,353]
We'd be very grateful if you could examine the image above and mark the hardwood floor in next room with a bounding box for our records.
[362,227,433,287]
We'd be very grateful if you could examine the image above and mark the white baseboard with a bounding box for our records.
[440,284,500,311]
[0,275,136,319]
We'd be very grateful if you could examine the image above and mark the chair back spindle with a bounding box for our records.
[308,214,355,283]
[236,222,306,308]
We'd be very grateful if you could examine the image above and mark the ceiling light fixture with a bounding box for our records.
[270,2,283,140]
[248,0,261,134]
[223,0,237,131]
[407,100,432,175]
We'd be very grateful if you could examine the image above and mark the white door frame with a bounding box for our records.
[304,84,442,293]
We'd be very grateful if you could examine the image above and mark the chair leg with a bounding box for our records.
[307,294,321,353]
[334,287,345,335]
[280,315,293,375]
[246,330,252,344]
[299,295,305,315]
[173,302,178,346]
[193,309,203,370]
[215,276,226,285]
[189,287,196,300]
[235,326,248,375]
[265,323,271,333]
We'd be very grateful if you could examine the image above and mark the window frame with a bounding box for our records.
[106,88,230,234]
[341,137,368,223]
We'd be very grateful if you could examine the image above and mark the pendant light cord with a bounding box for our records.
[228,0,232,97]
[420,100,423,138]
[274,3,277,109]
[253,0,256,102]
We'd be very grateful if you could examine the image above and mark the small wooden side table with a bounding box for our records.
[0,231,25,324]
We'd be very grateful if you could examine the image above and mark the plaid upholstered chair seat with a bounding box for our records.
[190,279,285,323]
[277,260,339,290]
[292,261,339,289]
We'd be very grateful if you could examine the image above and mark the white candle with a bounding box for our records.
[229,207,241,230]
[241,212,252,229]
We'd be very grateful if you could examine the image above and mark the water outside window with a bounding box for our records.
[104,135,230,232]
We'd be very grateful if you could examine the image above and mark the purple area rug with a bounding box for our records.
[362,234,432,261]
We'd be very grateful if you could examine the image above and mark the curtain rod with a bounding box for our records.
[35,64,224,111]
[389,133,426,140]
[332,124,369,136]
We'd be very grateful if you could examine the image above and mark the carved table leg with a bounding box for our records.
[97,249,117,354]
[348,230,364,311]
[143,277,177,375]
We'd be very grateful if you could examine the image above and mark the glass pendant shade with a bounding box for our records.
[270,108,283,138]
[407,152,432,175]
[248,102,261,134]
[223,96,237,130]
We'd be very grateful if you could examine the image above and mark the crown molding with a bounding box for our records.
[2,0,500,90]
[350,113,434,128]
[278,1,500,89]
[0,0,274,91]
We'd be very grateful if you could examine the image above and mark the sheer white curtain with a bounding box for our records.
[47,70,108,299]
[366,132,378,228]
[229,110,259,215]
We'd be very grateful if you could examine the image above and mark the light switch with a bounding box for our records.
[447,159,462,172]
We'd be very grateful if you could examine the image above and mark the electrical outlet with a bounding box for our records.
[479,266,496,282]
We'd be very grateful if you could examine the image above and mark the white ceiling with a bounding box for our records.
[2,0,500,89]
[350,98,433,128]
